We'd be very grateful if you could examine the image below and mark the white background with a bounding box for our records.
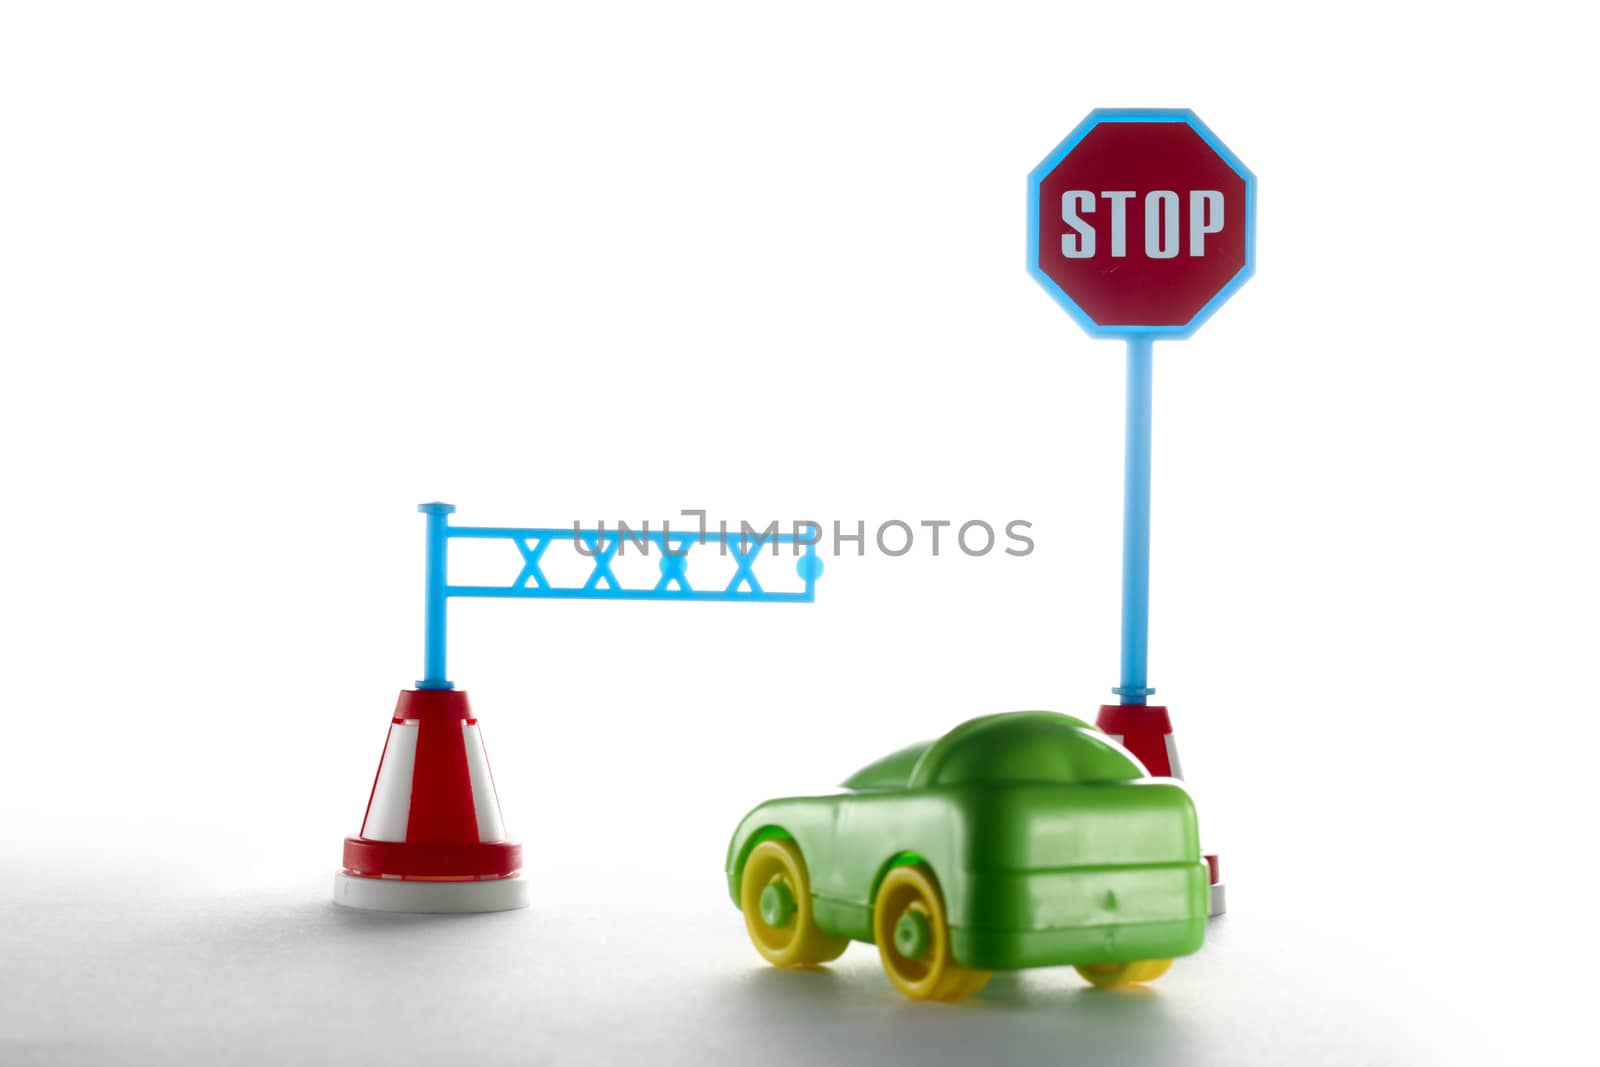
[2,2,1595,1064]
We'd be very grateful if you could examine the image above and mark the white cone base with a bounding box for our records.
[1209,881,1226,918]
[333,871,529,913]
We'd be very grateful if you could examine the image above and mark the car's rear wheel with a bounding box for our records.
[872,864,992,1001]
[740,838,849,967]
[1075,958,1173,988]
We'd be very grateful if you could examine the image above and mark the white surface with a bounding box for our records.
[332,871,530,914]
[0,862,1566,1066]
[1,1,1596,1063]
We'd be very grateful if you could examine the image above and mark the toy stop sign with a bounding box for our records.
[1026,111,1254,917]
[1028,110,1255,338]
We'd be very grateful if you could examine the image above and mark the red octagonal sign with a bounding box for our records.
[1027,110,1256,339]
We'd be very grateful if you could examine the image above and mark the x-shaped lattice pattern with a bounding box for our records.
[449,526,822,603]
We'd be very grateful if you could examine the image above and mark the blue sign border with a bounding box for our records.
[1026,108,1257,340]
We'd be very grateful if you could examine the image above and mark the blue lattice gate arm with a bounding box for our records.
[416,502,823,690]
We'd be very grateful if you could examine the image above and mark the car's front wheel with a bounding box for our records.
[872,864,992,1001]
[740,838,849,968]
[1075,958,1173,987]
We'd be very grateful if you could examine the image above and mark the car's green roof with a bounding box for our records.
[839,741,933,790]
[841,711,1143,790]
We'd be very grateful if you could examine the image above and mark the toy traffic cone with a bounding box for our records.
[335,688,528,912]
[1097,704,1225,917]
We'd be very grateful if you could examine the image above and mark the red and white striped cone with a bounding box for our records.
[1097,704,1225,917]
[335,689,528,912]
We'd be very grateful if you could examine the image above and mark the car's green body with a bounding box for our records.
[725,711,1207,970]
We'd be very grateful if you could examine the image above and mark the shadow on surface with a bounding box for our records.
[719,961,1197,1067]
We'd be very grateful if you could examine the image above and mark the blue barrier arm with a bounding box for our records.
[415,504,824,690]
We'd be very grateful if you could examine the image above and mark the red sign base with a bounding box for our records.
[1096,703,1225,916]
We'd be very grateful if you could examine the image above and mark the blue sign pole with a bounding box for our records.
[1114,336,1154,704]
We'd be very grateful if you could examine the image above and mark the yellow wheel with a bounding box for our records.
[1075,958,1173,988]
[955,967,994,998]
[740,838,848,967]
[872,864,992,1001]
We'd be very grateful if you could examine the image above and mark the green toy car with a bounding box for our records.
[725,711,1208,1000]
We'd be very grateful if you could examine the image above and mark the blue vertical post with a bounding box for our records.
[418,502,456,690]
[1114,336,1154,704]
